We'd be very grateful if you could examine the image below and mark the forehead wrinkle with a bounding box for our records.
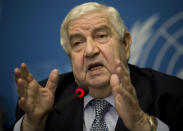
[69,20,107,33]
[68,12,110,35]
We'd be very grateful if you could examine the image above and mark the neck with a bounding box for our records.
[88,85,112,98]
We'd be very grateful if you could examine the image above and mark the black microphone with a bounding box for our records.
[54,85,89,111]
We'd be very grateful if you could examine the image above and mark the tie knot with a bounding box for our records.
[92,99,110,117]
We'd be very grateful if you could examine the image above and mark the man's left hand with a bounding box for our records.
[110,60,151,131]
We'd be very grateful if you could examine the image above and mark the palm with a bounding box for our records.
[110,61,147,130]
[28,86,54,118]
[14,63,59,120]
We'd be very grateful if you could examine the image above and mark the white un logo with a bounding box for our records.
[129,11,183,79]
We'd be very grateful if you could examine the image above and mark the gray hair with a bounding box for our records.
[60,2,128,54]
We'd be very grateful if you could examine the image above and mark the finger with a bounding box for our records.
[39,88,49,96]
[18,97,33,113]
[18,97,34,113]
[20,63,28,78]
[26,80,39,112]
[27,73,34,83]
[113,60,129,83]
[110,74,120,87]
[14,68,21,83]
[113,85,135,110]
[116,61,129,80]
[116,66,130,87]
[20,63,33,82]
[110,74,121,96]
[110,74,136,112]
[17,78,28,97]
[18,97,26,111]
[116,67,123,83]
[114,91,128,114]
[111,59,121,74]
[45,69,59,94]
[110,70,134,100]
[115,61,133,91]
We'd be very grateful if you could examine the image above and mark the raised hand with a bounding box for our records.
[14,63,59,130]
[110,60,150,131]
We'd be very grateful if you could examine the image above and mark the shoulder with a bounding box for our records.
[129,64,183,83]
[129,64,183,95]
[39,72,75,87]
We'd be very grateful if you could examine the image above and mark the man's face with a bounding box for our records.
[67,11,131,90]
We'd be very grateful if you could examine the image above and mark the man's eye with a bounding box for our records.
[100,34,107,38]
[71,40,85,51]
[71,40,82,47]
[96,34,108,39]
[73,42,81,46]
[95,32,109,43]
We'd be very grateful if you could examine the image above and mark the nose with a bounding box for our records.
[84,38,99,58]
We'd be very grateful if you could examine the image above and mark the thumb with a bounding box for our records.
[45,69,59,94]
[110,74,120,96]
[110,74,120,87]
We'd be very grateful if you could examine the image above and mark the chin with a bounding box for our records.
[87,77,110,89]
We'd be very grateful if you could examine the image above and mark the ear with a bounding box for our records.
[68,53,71,59]
[122,32,132,60]
[66,48,72,59]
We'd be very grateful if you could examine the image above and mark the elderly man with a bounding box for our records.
[13,2,183,131]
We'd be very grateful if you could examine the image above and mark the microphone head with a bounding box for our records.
[75,85,89,98]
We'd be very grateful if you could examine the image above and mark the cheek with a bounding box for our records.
[99,41,128,73]
[99,44,120,73]
[71,54,83,72]
[70,53,86,82]
[104,42,122,60]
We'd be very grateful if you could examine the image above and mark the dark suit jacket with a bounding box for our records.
[15,64,183,131]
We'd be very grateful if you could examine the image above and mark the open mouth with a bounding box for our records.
[88,63,104,71]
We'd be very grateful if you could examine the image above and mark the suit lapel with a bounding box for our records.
[129,64,153,111]
[56,97,84,131]
[46,82,84,131]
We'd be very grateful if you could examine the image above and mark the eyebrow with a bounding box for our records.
[92,25,111,34]
[69,25,111,41]
[69,33,83,42]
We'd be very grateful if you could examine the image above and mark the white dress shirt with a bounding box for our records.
[14,94,169,131]
[83,94,169,131]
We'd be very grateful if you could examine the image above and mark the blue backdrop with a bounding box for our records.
[0,0,183,129]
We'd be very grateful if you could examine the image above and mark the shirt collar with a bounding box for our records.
[84,94,115,109]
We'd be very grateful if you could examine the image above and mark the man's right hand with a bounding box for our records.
[14,63,59,131]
